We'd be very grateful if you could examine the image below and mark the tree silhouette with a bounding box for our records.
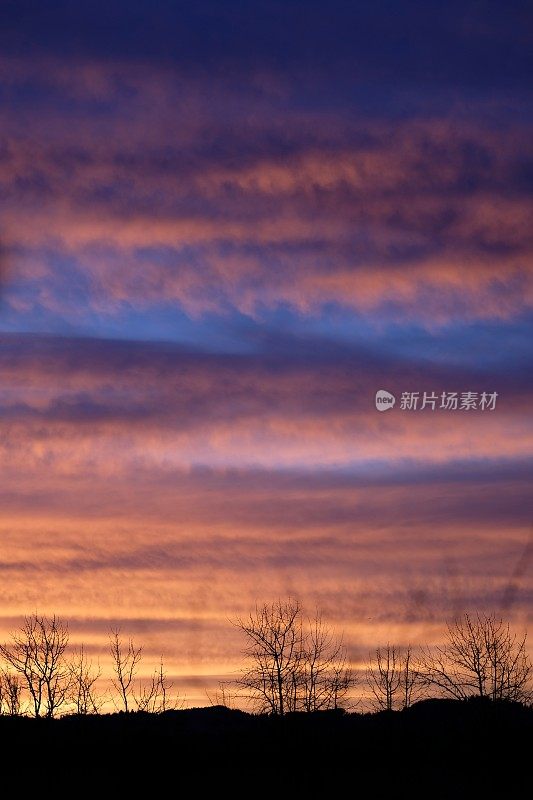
[135,657,178,713]
[109,632,180,713]
[300,612,353,711]
[69,646,103,714]
[367,644,401,711]
[0,669,23,716]
[235,599,354,714]
[109,629,142,713]
[236,599,303,715]
[0,614,70,717]
[206,680,241,709]
[366,644,422,711]
[421,612,533,702]
[400,645,423,709]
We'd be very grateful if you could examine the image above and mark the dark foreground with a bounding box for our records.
[1,698,531,795]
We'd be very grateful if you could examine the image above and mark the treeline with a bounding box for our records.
[0,618,179,717]
[232,600,532,714]
[0,600,531,717]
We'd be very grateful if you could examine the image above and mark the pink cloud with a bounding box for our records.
[0,55,531,325]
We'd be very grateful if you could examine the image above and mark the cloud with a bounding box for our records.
[0,333,530,479]
[0,57,531,328]
[0,12,532,705]
[0,337,530,645]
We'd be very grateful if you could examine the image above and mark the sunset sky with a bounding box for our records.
[0,1,532,705]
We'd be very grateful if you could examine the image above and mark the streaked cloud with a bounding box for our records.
[0,57,531,328]
[0,2,531,706]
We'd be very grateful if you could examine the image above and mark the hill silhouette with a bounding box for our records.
[0,698,530,795]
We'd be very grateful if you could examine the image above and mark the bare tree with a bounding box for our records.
[0,614,70,717]
[135,657,178,713]
[236,599,303,715]
[153,657,174,712]
[68,646,102,714]
[134,670,159,712]
[301,613,354,711]
[367,644,402,711]
[421,613,533,702]
[399,646,423,709]
[206,680,241,709]
[328,657,356,710]
[367,644,423,711]
[109,629,142,712]
[235,600,355,714]
[0,669,23,716]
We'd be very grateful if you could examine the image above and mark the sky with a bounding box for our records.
[0,0,532,706]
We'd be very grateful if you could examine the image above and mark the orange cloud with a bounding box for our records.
[0,332,530,704]
[1,54,532,708]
